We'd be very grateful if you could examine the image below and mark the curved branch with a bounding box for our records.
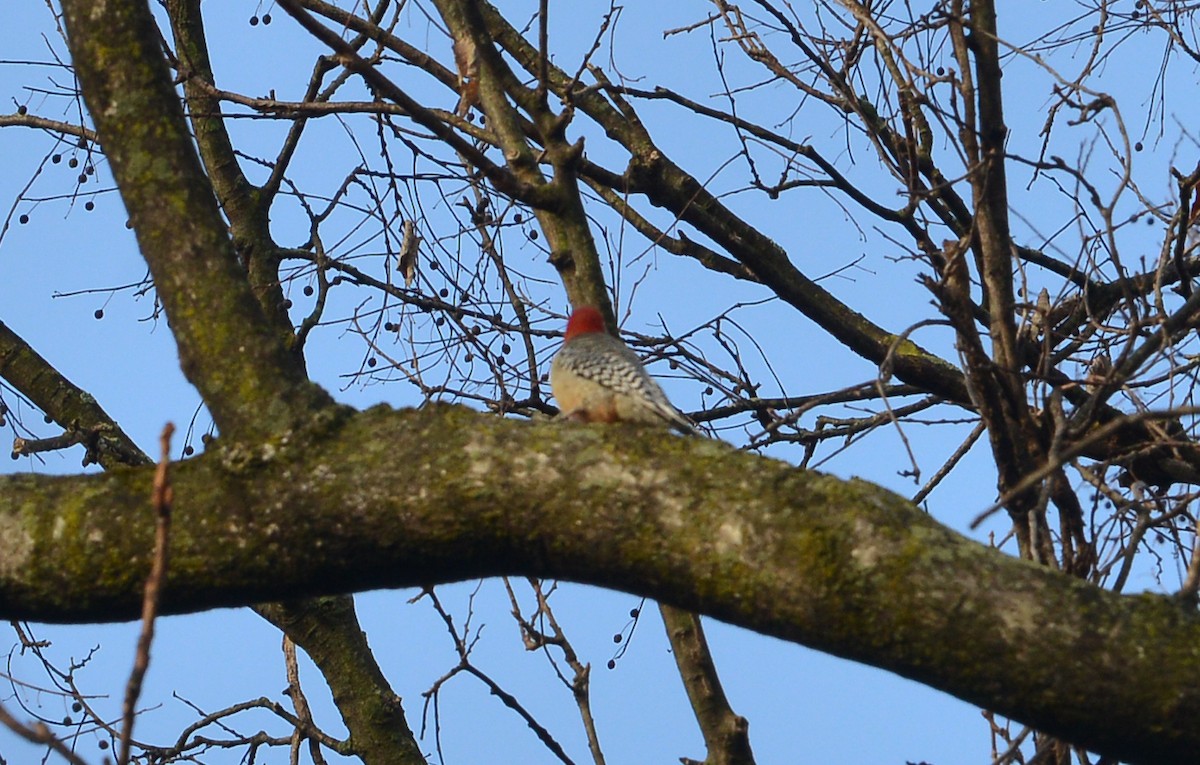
[0,404,1196,765]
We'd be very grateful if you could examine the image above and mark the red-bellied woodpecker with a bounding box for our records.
[550,305,700,435]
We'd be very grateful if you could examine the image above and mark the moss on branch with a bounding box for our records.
[0,404,1197,763]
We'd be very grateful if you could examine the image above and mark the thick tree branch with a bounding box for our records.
[661,605,755,765]
[273,1,1200,488]
[0,319,149,468]
[165,0,295,344]
[432,0,613,315]
[0,404,1196,764]
[256,597,425,765]
[60,0,335,442]
[960,2,1042,505]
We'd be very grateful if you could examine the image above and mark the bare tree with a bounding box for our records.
[4,1,1200,763]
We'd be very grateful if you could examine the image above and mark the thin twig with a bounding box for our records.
[1179,513,1200,600]
[970,408,1200,529]
[0,702,91,765]
[118,422,175,765]
[912,421,987,505]
[283,635,328,765]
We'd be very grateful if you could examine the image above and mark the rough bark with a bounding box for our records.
[0,403,1197,764]
[19,3,1200,764]
[60,0,334,443]
[256,597,426,765]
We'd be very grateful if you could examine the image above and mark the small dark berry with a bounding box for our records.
[704,386,714,395]
[69,157,79,168]
[85,201,95,211]
[528,230,539,240]
[63,716,71,725]
[1135,142,1143,152]
[303,285,314,296]
[17,105,27,115]
[263,13,272,23]
[201,433,213,444]
[52,154,62,164]
[612,634,622,644]
[471,326,481,336]
[281,299,292,309]
[85,164,94,175]
[10,452,17,460]
[669,360,679,370]
[331,276,343,286]
[435,317,445,327]
[98,740,109,750]
[464,353,473,362]
[18,214,28,225]
[429,260,440,271]
[629,608,639,617]
[94,309,103,319]
[72,702,82,713]
[125,220,133,229]
[514,213,523,224]
[384,322,396,332]
[606,659,616,669]
[183,445,194,456]
[250,15,259,25]
[77,173,87,183]
[43,414,52,424]
[439,288,449,298]
[501,343,511,354]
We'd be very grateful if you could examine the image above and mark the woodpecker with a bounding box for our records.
[550,305,700,435]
